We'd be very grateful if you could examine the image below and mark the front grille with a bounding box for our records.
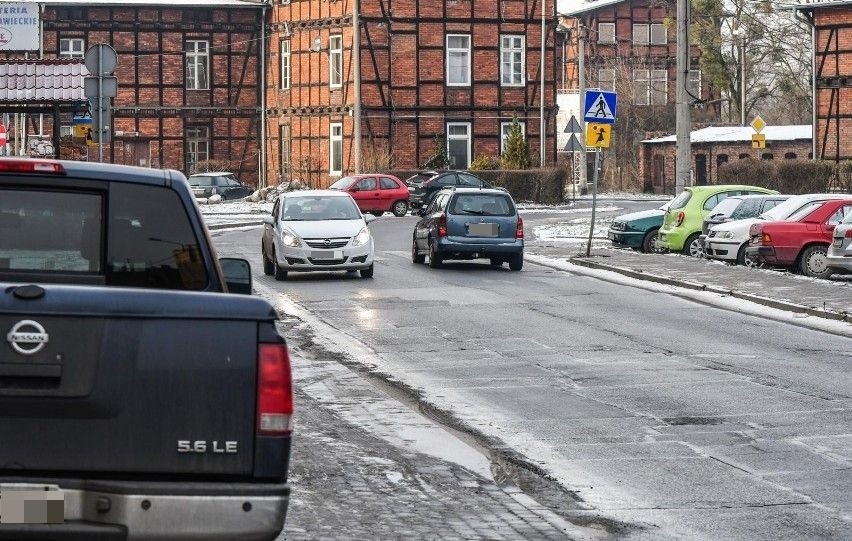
[611,221,625,231]
[308,257,348,265]
[305,238,349,249]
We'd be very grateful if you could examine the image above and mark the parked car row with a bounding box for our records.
[609,187,852,279]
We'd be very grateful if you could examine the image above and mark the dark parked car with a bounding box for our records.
[700,194,789,252]
[188,171,254,200]
[412,187,524,270]
[406,170,496,212]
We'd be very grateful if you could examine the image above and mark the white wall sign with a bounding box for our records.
[0,3,39,51]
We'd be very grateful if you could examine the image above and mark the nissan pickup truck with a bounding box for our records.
[0,159,292,540]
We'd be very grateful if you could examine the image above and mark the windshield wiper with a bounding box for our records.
[458,209,485,215]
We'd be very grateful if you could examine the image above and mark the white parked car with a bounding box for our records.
[827,210,852,274]
[261,190,376,280]
[705,193,845,266]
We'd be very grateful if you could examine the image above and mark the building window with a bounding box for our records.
[446,34,471,86]
[633,24,649,45]
[717,154,728,167]
[633,24,667,45]
[330,122,343,175]
[500,35,525,86]
[739,153,751,159]
[185,126,210,172]
[280,124,291,176]
[598,69,615,92]
[597,23,615,44]
[446,122,471,169]
[500,121,525,155]
[633,69,667,105]
[784,152,797,160]
[688,70,701,100]
[762,153,773,160]
[60,125,73,137]
[650,24,667,45]
[59,38,85,59]
[186,40,210,90]
[329,34,342,89]
[280,39,291,90]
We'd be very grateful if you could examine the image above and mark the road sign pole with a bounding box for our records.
[586,148,601,257]
[98,51,103,162]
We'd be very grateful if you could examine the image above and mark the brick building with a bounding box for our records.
[557,0,720,191]
[0,0,264,184]
[266,0,559,187]
[639,125,812,193]
[791,1,852,163]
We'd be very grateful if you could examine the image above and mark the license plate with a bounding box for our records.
[834,238,843,247]
[469,223,498,237]
[311,250,342,260]
[0,484,64,524]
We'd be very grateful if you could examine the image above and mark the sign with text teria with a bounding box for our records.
[0,3,39,51]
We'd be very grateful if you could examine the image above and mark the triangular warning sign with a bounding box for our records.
[563,134,584,152]
[565,115,582,134]
[585,93,614,121]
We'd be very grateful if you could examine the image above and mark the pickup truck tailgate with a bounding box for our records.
[0,284,276,477]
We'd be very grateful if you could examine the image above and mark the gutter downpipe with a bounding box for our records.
[794,8,816,161]
[353,0,361,173]
[260,1,268,188]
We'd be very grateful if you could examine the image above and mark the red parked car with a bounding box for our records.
[746,197,852,278]
[328,174,410,217]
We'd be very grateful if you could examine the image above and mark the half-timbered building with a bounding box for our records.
[267,0,558,186]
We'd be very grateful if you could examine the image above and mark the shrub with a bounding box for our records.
[469,155,500,170]
[501,116,531,170]
[717,159,843,194]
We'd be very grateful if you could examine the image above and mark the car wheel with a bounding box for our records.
[489,257,503,267]
[642,229,660,253]
[508,253,523,271]
[428,238,442,268]
[412,236,425,264]
[392,200,409,217]
[360,263,374,278]
[272,249,287,281]
[682,233,703,258]
[799,245,832,278]
[736,243,756,267]
[262,248,274,275]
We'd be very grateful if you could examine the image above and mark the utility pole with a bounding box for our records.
[578,23,587,189]
[540,0,546,167]
[675,0,691,194]
[353,0,362,173]
[739,41,746,126]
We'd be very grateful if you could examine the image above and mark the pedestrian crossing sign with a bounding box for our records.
[583,90,617,125]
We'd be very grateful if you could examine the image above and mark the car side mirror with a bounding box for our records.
[364,214,376,224]
[263,215,274,226]
[219,258,252,295]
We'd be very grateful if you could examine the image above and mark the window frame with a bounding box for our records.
[597,23,616,44]
[597,68,615,92]
[186,39,210,90]
[329,122,343,176]
[688,69,702,100]
[446,122,472,169]
[185,125,210,173]
[500,121,525,155]
[59,37,85,59]
[632,24,649,45]
[329,34,343,89]
[446,34,472,87]
[650,23,667,45]
[500,34,525,87]
[280,39,291,90]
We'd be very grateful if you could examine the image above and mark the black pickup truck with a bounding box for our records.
[0,159,292,540]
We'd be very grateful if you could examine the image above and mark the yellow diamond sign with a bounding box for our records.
[750,116,766,134]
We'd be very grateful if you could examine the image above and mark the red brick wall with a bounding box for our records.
[814,7,852,161]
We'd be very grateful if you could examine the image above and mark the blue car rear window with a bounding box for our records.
[450,194,515,216]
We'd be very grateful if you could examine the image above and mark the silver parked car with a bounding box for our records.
[827,210,852,274]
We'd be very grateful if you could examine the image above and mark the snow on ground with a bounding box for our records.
[516,205,621,214]
[533,217,614,242]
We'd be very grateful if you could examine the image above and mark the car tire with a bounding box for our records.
[272,249,287,281]
[682,233,703,258]
[641,229,660,253]
[508,253,523,271]
[392,200,409,217]
[428,238,442,268]
[799,245,833,279]
[489,257,503,267]
[262,248,274,275]
[360,264,374,279]
[412,236,425,264]
[736,243,756,267]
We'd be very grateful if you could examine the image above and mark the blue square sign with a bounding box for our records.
[583,90,617,124]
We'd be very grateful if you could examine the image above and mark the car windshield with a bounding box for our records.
[328,176,355,190]
[760,196,824,221]
[708,197,742,218]
[282,196,361,221]
[728,198,763,219]
[669,190,692,210]
[449,193,515,216]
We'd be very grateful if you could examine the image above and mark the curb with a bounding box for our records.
[206,221,264,230]
[567,256,849,323]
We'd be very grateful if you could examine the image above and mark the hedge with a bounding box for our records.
[389,168,571,204]
[717,159,851,194]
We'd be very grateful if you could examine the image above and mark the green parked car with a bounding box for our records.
[657,185,779,257]
[608,202,671,253]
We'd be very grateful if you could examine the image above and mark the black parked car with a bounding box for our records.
[405,170,497,212]
[188,171,254,200]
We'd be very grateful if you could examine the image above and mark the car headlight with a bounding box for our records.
[723,231,734,239]
[281,231,302,247]
[352,227,370,247]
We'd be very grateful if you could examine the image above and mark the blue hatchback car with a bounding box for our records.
[412,187,524,270]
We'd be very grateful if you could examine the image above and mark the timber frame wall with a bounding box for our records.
[810,6,852,162]
[33,3,263,184]
[268,0,558,186]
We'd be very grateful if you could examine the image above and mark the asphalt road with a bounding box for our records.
[212,215,851,540]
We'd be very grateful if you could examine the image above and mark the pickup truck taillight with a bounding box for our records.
[437,213,448,237]
[257,344,293,436]
[516,216,524,239]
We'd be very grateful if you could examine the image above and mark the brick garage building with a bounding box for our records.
[639,125,812,193]
[266,0,559,186]
[792,1,852,162]
[1,0,264,185]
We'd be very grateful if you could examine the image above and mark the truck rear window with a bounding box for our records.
[0,183,208,290]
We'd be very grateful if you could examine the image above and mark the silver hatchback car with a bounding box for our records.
[827,211,852,274]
